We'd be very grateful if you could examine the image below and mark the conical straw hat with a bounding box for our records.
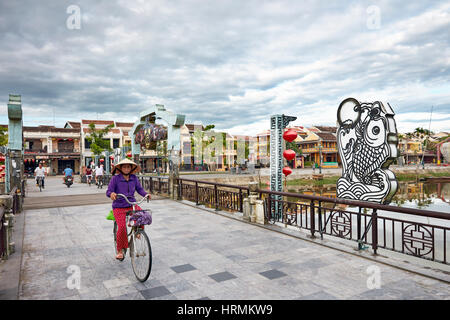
[111,158,141,175]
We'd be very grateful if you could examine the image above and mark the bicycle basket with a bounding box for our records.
[129,210,152,226]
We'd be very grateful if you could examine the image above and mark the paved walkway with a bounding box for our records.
[15,179,450,300]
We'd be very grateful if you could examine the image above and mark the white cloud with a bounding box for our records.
[0,0,448,137]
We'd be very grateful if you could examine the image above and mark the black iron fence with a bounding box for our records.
[139,176,170,195]
[0,186,20,260]
[176,178,250,212]
[133,175,450,265]
[0,206,5,259]
[260,189,450,265]
[10,186,19,215]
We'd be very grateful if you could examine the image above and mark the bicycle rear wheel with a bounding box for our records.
[130,229,152,282]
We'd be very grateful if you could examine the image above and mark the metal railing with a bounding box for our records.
[0,186,20,260]
[260,189,449,265]
[139,175,449,264]
[177,178,249,212]
[139,176,170,195]
[10,186,19,215]
[0,206,5,259]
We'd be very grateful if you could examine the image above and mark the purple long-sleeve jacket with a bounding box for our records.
[106,174,148,208]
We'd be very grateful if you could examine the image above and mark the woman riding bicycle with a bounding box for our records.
[106,158,150,260]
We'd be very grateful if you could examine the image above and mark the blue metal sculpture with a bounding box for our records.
[134,121,168,151]
[337,98,399,204]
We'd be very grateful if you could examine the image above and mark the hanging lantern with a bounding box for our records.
[109,155,114,160]
[126,152,132,158]
[282,166,292,176]
[283,149,296,161]
[0,156,5,162]
[283,129,297,142]
[100,158,104,162]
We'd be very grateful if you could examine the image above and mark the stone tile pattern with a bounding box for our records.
[18,179,450,300]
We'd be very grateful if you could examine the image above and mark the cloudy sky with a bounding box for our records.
[0,0,449,135]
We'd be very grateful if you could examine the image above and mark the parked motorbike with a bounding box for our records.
[65,176,73,188]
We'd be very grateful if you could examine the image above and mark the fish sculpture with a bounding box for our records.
[336,98,399,204]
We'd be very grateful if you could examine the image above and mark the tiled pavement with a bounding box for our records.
[18,197,450,300]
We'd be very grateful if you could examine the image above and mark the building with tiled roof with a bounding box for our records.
[296,127,339,168]
[1,124,82,175]
[81,120,114,126]
[313,126,337,133]
[64,121,81,129]
[115,122,135,127]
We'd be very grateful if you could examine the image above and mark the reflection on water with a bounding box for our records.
[285,182,450,213]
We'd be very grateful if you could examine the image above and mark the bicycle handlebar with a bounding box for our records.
[116,193,150,205]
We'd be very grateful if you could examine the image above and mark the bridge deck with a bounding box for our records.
[13,178,449,300]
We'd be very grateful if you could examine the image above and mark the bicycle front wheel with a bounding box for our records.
[130,229,152,282]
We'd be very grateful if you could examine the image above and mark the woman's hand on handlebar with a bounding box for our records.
[110,192,117,201]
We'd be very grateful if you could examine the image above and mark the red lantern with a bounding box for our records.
[100,158,104,162]
[282,166,292,176]
[283,129,297,142]
[109,155,114,160]
[127,152,132,158]
[283,149,296,161]
[0,156,5,162]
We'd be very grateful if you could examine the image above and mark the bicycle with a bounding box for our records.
[97,176,104,189]
[113,193,152,282]
[36,176,44,192]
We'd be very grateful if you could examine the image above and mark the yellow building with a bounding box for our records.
[296,128,339,168]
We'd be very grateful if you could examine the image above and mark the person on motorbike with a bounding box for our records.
[63,165,74,184]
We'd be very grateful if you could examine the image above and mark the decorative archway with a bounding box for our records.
[130,104,185,197]
[131,104,185,158]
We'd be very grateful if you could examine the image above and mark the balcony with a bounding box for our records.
[54,148,77,153]
[25,149,47,154]
[301,147,337,153]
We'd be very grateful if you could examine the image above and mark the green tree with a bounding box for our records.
[191,124,215,165]
[85,123,114,156]
[286,141,301,155]
[0,127,8,146]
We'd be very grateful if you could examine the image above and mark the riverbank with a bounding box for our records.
[280,170,450,187]
[174,167,450,187]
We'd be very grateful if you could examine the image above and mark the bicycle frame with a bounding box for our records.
[36,176,44,189]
